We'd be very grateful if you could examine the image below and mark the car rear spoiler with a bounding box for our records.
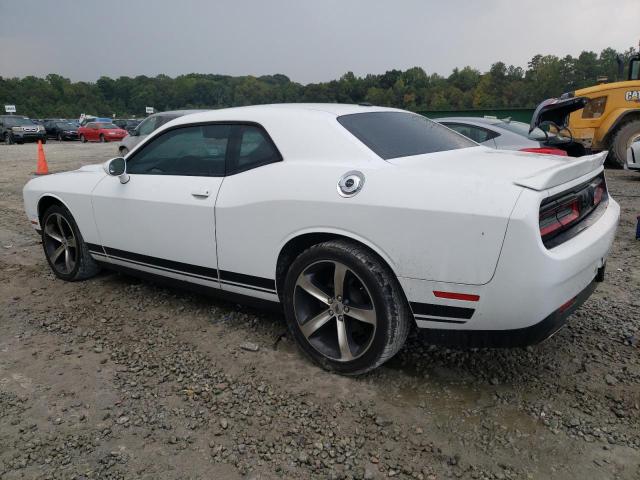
[514,151,607,191]
[529,96,588,134]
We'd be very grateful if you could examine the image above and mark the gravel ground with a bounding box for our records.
[0,141,639,480]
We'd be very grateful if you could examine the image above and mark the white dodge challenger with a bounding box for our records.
[23,104,620,374]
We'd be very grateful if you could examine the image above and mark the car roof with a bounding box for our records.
[170,103,404,125]
[153,109,209,117]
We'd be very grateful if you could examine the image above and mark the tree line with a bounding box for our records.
[0,46,636,118]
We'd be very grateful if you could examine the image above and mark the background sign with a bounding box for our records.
[4,105,16,113]
[145,106,154,114]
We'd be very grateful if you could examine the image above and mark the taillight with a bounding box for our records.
[581,96,607,119]
[539,174,608,247]
[539,199,580,237]
[520,147,568,156]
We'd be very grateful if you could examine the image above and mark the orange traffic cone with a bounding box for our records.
[35,140,49,175]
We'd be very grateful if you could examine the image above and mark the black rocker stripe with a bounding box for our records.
[97,252,217,283]
[103,246,218,280]
[410,302,475,320]
[86,243,105,255]
[91,245,277,293]
[413,315,467,325]
[219,280,276,294]
[219,270,276,291]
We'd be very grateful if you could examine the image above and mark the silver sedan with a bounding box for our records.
[434,117,569,155]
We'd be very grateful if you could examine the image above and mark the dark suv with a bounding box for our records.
[1,115,47,144]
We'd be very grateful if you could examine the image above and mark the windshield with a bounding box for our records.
[4,117,34,127]
[338,112,475,160]
[493,120,549,141]
[56,122,76,129]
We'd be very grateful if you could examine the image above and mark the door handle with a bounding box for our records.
[191,188,211,198]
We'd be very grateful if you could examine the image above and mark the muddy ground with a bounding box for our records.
[0,141,639,480]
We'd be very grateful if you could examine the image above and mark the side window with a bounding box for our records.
[127,124,230,177]
[229,125,281,174]
[444,123,498,143]
[137,116,158,136]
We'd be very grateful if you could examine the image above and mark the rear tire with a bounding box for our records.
[99,134,105,143]
[4,133,13,145]
[57,133,63,142]
[41,205,100,282]
[608,120,640,169]
[282,239,411,375]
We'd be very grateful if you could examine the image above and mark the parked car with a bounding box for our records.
[434,117,572,156]
[79,116,112,127]
[23,104,619,374]
[1,115,47,144]
[114,119,141,133]
[118,110,205,155]
[44,120,79,141]
[78,122,127,143]
[627,137,640,171]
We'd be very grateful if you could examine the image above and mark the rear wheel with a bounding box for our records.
[283,240,411,375]
[57,133,63,141]
[41,205,100,281]
[4,133,13,145]
[99,134,105,143]
[609,120,640,168]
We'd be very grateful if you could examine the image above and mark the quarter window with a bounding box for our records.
[127,124,230,177]
[137,116,158,136]
[443,123,498,143]
[230,125,281,174]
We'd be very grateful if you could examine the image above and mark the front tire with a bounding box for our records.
[4,133,13,145]
[41,205,100,281]
[80,134,87,143]
[283,240,411,375]
[609,120,640,169]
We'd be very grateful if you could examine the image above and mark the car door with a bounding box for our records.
[91,123,231,289]
[85,123,97,141]
[214,124,283,300]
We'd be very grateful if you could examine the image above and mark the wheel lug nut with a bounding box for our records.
[337,295,342,301]
[344,306,349,313]
[338,315,344,321]
[329,310,333,316]
[328,298,333,304]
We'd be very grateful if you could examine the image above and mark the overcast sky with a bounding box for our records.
[1,0,638,84]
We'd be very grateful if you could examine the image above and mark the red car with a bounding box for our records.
[78,122,128,143]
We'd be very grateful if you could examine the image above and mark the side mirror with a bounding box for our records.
[103,157,130,184]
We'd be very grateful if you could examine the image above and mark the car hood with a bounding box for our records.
[387,146,606,191]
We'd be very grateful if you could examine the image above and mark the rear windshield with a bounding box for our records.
[337,112,475,160]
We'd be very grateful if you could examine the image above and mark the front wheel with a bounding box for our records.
[4,133,13,145]
[283,240,411,375]
[609,120,640,168]
[41,205,100,281]
[57,133,63,141]
[80,134,87,143]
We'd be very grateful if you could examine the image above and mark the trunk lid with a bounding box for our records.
[387,146,605,191]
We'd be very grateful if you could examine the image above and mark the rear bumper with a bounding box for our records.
[418,271,600,348]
